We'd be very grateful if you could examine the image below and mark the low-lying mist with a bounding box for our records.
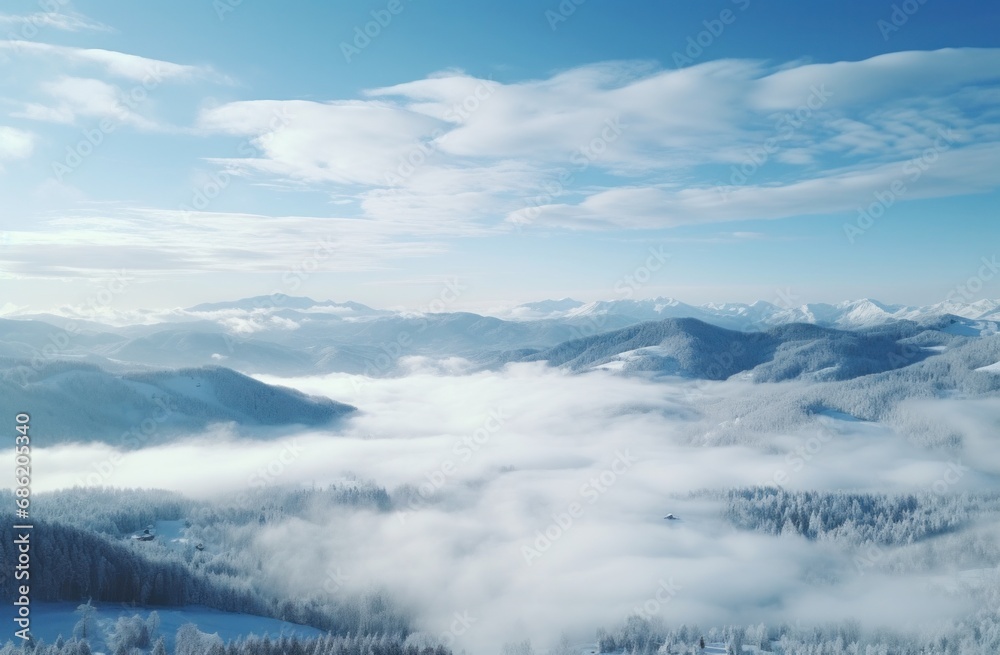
[27,362,1000,653]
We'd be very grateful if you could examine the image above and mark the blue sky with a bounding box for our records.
[0,0,998,313]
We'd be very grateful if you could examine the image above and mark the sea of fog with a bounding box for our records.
[28,361,1000,652]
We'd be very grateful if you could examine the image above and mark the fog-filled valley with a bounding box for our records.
[5,3,999,653]
[4,296,1000,654]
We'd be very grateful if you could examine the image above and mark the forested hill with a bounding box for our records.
[0,361,353,445]
[0,484,414,640]
[516,318,941,381]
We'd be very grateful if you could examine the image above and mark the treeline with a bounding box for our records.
[594,605,1000,654]
[0,360,353,445]
[0,514,410,637]
[0,483,408,638]
[715,487,1000,546]
[177,485,405,636]
[181,632,450,655]
[0,626,451,655]
[686,333,1000,447]
[189,484,392,528]
[0,516,264,608]
[595,617,773,655]
[172,622,447,655]
[129,366,354,425]
[522,317,774,378]
[30,488,192,536]
[15,484,391,537]
[518,317,966,383]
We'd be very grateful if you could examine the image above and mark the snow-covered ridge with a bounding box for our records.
[6,294,999,331]
[0,362,355,443]
[0,295,996,381]
[496,296,1000,329]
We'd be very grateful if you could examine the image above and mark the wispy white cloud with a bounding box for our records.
[0,207,449,278]
[193,48,1000,232]
[13,76,160,129]
[511,141,1000,229]
[12,102,76,124]
[198,99,442,186]
[1,38,229,134]
[0,10,112,33]
[0,126,35,161]
[0,39,216,82]
[748,48,1000,111]
[6,47,996,284]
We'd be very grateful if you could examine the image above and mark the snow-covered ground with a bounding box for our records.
[30,603,325,651]
[815,408,863,422]
[153,519,191,548]
[975,361,1000,373]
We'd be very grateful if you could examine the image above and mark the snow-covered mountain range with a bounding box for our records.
[1,295,997,381]
[8,294,1000,331]
[497,296,1000,330]
[515,318,942,381]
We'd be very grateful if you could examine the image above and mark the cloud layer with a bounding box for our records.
[2,44,998,281]
[197,48,1000,231]
[27,366,998,652]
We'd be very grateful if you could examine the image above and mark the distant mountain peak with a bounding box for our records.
[519,298,584,311]
[500,296,1000,330]
[186,295,378,314]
